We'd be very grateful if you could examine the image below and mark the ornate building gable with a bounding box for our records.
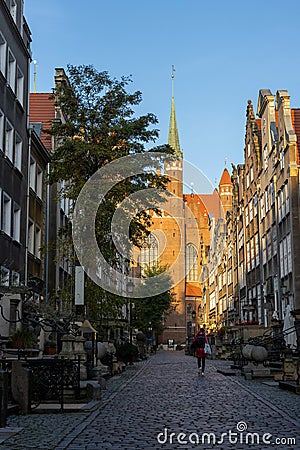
[245,99,261,171]
[276,91,297,154]
[257,89,277,170]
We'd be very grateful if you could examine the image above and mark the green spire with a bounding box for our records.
[168,66,182,157]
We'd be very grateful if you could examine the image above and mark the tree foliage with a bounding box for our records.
[48,65,174,318]
[133,264,175,335]
[49,64,173,259]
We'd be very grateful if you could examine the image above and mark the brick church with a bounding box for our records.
[136,76,233,345]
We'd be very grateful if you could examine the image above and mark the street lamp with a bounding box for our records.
[127,280,134,345]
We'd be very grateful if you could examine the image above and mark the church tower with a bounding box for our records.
[219,168,233,216]
[148,68,186,345]
[164,67,183,199]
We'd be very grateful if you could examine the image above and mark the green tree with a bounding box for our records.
[133,264,175,336]
[48,65,173,315]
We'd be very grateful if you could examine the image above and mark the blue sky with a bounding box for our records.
[25,0,300,192]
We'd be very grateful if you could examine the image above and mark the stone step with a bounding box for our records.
[217,368,238,376]
[279,381,300,395]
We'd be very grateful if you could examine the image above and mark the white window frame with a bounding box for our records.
[260,195,265,219]
[3,192,11,236]
[0,33,6,76]
[29,156,36,191]
[14,133,22,170]
[287,233,292,274]
[246,172,250,189]
[250,165,254,182]
[285,184,290,214]
[36,166,43,199]
[5,119,13,161]
[16,66,24,106]
[249,199,253,222]
[10,0,17,22]
[245,205,249,226]
[0,110,4,152]
[283,238,288,277]
[7,49,16,92]
[246,241,250,272]
[11,271,20,287]
[0,267,10,286]
[28,220,34,254]
[280,147,285,170]
[263,144,268,170]
[13,203,21,242]
[35,226,41,258]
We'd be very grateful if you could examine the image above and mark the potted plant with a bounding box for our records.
[116,342,139,364]
[43,340,57,355]
[10,327,36,349]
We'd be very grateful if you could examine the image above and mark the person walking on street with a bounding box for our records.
[192,328,208,375]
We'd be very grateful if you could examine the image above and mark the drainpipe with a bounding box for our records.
[24,128,31,287]
[45,162,50,301]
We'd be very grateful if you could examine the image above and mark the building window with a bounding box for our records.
[36,166,43,199]
[250,166,254,182]
[14,133,22,170]
[279,147,284,170]
[35,226,41,258]
[0,33,6,75]
[11,271,20,286]
[186,243,198,282]
[249,199,253,222]
[0,110,4,152]
[285,184,290,214]
[29,157,36,191]
[263,144,268,170]
[7,50,16,92]
[247,143,251,157]
[10,0,17,22]
[246,172,250,188]
[5,120,13,161]
[3,192,11,235]
[13,203,21,242]
[246,241,250,271]
[140,233,158,274]
[255,234,259,266]
[28,220,34,254]
[16,67,24,106]
[245,204,249,226]
[0,267,10,286]
[287,233,292,274]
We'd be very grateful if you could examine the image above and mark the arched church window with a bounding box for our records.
[186,243,198,282]
[140,233,158,275]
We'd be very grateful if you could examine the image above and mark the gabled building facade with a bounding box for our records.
[29,69,73,308]
[204,89,300,347]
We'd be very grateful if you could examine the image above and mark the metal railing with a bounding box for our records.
[26,358,81,411]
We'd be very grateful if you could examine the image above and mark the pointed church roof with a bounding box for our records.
[186,283,202,297]
[219,168,232,186]
[200,190,223,219]
[168,71,182,157]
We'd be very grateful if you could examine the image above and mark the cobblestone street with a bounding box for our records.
[1,351,299,450]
